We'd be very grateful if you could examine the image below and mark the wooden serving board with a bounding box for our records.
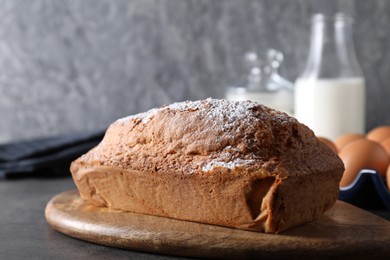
[45,190,390,259]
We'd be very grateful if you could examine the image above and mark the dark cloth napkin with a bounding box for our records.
[0,130,104,179]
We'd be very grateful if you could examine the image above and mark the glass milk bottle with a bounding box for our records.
[294,13,365,140]
[226,50,294,115]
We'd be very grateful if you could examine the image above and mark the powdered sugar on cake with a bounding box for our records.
[202,158,256,172]
[115,98,283,129]
[116,108,159,124]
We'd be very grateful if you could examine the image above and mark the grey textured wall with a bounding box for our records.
[0,0,389,143]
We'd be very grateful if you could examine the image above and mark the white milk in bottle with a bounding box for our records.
[295,78,365,140]
[294,13,365,140]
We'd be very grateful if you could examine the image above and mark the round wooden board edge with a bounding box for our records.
[45,190,390,259]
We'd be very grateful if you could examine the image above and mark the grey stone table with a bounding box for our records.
[0,177,190,260]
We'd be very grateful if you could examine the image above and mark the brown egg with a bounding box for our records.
[387,165,390,191]
[367,126,390,143]
[339,139,389,187]
[318,137,338,154]
[334,133,365,151]
[380,137,390,157]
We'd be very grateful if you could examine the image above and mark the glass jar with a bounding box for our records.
[226,50,294,115]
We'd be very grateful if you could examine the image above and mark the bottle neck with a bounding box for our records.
[301,13,363,79]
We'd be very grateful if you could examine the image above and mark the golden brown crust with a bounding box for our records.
[71,98,344,233]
